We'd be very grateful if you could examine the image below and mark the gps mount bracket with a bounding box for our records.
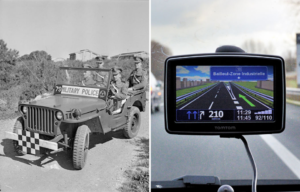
[215,45,245,53]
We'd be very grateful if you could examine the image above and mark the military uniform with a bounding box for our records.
[109,80,128,100]
[128,68,146,91]
[82,63,99,87]
[128,56,146,91]
[106,66,128,114]
[95,71,108,87]
[95,57,108,87]
[82,77,98,87]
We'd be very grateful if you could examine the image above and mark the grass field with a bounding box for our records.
[241,90,273,108]
[233,82,273,97]
[232,82,273,108]
[176,83,215,97]
[286,79,297,88]
[119,137,149,192]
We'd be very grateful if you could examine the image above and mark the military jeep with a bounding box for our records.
[5,67,146,169]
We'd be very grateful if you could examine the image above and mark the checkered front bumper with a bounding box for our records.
[5,130,58,155]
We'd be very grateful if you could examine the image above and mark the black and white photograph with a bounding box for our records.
[0,0,149,191]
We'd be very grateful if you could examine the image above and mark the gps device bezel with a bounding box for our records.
[164,53,285,135]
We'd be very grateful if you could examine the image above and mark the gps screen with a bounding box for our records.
[176,66,274,122]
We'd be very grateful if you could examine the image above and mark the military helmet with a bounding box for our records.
[112,66,123,75]
[134,56,143,63]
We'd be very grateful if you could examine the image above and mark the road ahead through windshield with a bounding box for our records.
[152,103,300,181]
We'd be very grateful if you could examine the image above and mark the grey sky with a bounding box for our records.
[0,0,149,59]
[152,0,298,56]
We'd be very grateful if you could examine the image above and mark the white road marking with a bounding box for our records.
[234,101,239,104]
[209,102,214,110]
[224,82,236,100]
[215,95,217,98]
[260,135,300,178]
[179,83,220,110]
[236,106,243,109]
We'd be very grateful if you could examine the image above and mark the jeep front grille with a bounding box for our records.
[26,107,55,135]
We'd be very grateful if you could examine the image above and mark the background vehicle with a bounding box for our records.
[5,67,146,170]
[151,72,163,113]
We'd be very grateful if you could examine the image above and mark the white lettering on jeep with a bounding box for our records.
[61,85,100,98]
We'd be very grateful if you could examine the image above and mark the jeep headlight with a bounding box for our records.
[56,111,63,120]
[22,106,28,114]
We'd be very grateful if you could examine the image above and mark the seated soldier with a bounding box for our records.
[82,63,99,87]
[94,57,108,87]
[128,55,146,93]
[106,66,128,114]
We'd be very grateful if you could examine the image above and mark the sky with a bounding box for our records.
[0,0,149,60]
[177,66,274,81]
[152,0,299,57]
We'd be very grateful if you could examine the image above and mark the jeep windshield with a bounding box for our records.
[151,0,300,190]
[56,67,111,89]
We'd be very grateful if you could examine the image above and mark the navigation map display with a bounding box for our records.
[176,66,274,122]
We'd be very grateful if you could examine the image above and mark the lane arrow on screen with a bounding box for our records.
[199,111,205,119]
[193,111,197,119]
[187,111,191,119]
[239,94,255,107]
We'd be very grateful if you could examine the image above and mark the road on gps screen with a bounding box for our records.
[177,82,271,111]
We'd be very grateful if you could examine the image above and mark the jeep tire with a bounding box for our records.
[13,117,25,156]
[73,125,90,170]
[124,106,141,138]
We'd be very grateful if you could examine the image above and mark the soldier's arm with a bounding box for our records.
[132,73,146,90]
[115,86,128,100]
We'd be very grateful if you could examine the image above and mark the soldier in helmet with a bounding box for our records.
[95,56,105,69]
[94,57,108,87]
[106,66,128,114]
[82,63,98,87]
[128,56,146,92]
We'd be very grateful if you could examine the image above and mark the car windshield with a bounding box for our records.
[56,68,110,88]
[151,0,300,183]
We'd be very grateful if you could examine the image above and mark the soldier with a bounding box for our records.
[95,56,105,69]
[128,55,146,92]
[82,63,98,87]
[107,66,128,114]
[94,57,108,87]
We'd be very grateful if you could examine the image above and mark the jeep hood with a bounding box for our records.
[28,95,106,113]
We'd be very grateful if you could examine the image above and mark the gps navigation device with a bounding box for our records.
[164,48,285,135]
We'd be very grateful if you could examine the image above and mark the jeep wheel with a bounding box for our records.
[13,117,25,156]
[73,125,90,170]
[124,106,141,138]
